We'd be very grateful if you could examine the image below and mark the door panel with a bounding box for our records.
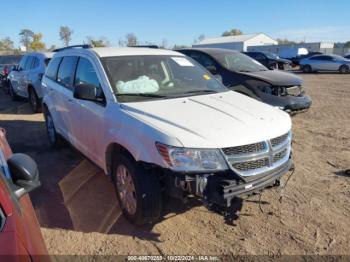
[73,57,107,166]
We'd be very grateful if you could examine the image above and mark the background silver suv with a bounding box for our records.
[8,52,53,112]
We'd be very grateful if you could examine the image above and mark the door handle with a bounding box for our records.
[67,98,73,103]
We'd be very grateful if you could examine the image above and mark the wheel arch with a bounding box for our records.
[105,142,135,176]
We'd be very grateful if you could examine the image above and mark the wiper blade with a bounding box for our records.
[115,93,166,98]
[183,89,219,94]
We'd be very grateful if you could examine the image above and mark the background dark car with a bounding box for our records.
[244,51,292,70]
[0,55,23,93]
[344,54,350,59]
[0,128,48,259]
[177,48,311,113]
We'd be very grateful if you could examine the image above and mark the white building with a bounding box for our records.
[192,33,278,52]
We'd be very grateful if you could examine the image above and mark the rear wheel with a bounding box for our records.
[339,65,349,74]
[302,65,312,73]
[112,153,162,225]
[44,109,64,147]
[9,82,19,101]
[28,87,42,113]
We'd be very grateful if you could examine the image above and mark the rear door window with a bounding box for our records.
[57,56,78,89]
[18,56,28,71]
[31,57,39,69]
[24,56,34,70]
[46,57,62,80]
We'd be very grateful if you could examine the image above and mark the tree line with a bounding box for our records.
[0,26,174,52]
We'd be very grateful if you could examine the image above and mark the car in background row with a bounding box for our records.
[0,55,23,93]
[300,54,350,73]
[344,54,350,59]
[244,51,292,70]
[8,52,53,112]
[178,48,311,113]
[0,128,48,259]
[290,51,323,66]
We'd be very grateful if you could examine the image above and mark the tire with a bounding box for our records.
[112,153,162,225]
[9,82,19,101]
[28,87,42,113]
[339,65,349,74]
[44,109,64,148]
[302,65,312,73]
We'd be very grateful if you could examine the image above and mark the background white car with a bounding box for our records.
[300,54,350,74]
[8,52,53,112]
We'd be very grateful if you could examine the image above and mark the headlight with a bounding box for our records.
[156,143,228,172]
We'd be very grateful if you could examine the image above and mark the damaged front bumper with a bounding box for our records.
[282,95,312,112]
[163,157,293,208]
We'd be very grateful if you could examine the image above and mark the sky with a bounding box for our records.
[1,0,349,48]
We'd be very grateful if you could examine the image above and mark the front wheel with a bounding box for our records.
[9,82,19,101]
[339,65,349,74]
[302,65,312,73]
[112,153,162,225]
[29,88,42,113]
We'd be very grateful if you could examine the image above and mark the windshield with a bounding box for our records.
[213,52,268,73]
[263,52,278,59]
[102,55,228,102]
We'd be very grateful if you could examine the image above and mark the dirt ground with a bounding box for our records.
[0,73,349,256]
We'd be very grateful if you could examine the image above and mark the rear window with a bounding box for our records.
[45,57,62,80]
[57,56,78,89]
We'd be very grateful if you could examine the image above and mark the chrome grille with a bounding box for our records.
[271,133,289,147]
[273,148,288,163]
[232,158,269,171]
[222,142,265,155]
[222,131,291,177]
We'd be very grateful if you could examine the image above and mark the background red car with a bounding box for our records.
[0,128,48,261]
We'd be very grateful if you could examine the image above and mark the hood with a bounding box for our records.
[120,91,292,149]
[239,69,303,86]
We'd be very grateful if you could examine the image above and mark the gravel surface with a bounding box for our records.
[0,72,349,255]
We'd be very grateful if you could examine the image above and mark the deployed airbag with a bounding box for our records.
[116,76,159,94]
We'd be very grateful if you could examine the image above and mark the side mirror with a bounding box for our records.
[206,65,217,75]
[74,83,104,102]
[7,153,40,199]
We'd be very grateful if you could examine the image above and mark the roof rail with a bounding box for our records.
[131,45,159,49]
[53,44,93,52]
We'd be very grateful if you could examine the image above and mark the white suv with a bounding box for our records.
[8,52,53,112]
[42,45,293,225]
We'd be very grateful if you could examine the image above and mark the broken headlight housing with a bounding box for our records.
[156,143,228,172]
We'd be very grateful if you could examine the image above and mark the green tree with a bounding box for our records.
[19,29,34,51]
[276,38,297,45]
[344,41,350,48]
[193,34,205,44]
[126,33,138,47]
[0,37,14,50]
[222,29,243,36]
[30,33,46,51]
[86,36,110,47]
[59,26,73,47]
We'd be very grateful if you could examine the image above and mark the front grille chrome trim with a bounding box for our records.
[221,131,291,178]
